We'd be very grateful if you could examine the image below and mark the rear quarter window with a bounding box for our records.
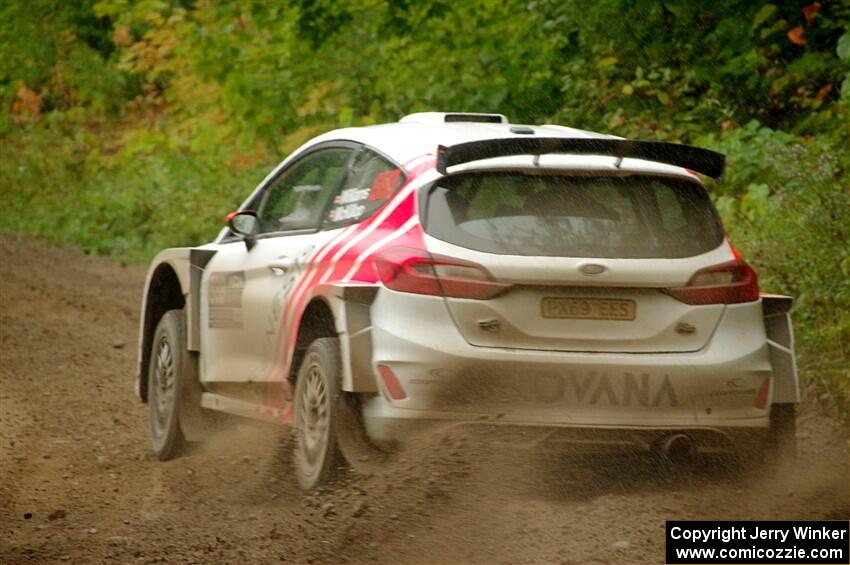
[423,172,724,258]
[323,149,404,228]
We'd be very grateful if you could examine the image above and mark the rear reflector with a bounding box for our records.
[378,365,407,400]
[663,260,759,305]
[755,377,771,410]
[375,247,511,300]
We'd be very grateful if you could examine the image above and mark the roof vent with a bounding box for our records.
[400,112,508,124]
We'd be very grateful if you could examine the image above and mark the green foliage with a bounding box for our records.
[1,0,848,414]
[1,121,265,261]
[0,0,122,122]
[699,122,850,413]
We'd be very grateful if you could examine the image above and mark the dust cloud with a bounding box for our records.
[2,235,847,564]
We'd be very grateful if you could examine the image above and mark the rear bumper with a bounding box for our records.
[358,418,768,456]
[361,290,774,446]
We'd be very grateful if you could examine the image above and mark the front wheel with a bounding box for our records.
[293,338,345,490]
[147,309,189,460]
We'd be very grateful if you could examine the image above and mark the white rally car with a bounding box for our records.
[137,112,800,489]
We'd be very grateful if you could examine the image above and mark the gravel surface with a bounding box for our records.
[1,235,847,564]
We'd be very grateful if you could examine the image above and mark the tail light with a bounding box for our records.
[375,247,511,300]
[663,260,759,305]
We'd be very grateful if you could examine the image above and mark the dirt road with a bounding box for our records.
[1,235,847,564]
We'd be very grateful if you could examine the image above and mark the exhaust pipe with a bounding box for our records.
[654,433,693,461]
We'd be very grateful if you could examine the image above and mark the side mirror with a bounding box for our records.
[226,210,259,250]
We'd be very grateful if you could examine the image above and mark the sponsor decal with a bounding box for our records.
[369,169,402,201]
[446,371,680,407]
[536,372,680,407]
[208,271,244,328]
[334,187,371,204]
[328,203,366,222]
[207,308,242,329]
[708,376,757,398]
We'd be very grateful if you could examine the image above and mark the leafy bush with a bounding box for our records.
[701,123,850,413]
[1,122,269,261]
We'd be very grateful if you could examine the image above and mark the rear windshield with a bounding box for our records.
[423,172,724,258]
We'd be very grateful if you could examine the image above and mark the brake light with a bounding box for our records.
[663,260,759,305]
[375,247,511,299]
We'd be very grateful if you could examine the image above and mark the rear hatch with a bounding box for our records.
[421,170,730,353]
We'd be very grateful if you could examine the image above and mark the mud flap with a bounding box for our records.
[762,294,800,404]
[332,284,379,393]
[188,248,217,352]
[336,392,391,472]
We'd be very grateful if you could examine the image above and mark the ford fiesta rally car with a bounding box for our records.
[137,112,800,489]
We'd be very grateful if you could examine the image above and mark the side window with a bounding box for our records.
[257,148,352,234]
[323,148,404,228]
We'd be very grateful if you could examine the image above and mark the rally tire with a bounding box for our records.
[293,338,345,490]
[147,309,189,460]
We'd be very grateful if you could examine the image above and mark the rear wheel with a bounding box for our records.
[293,338,345,490]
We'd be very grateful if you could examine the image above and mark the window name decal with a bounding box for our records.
[328,203,366,222]
[334,187,371,205]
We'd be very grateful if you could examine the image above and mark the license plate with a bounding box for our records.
[541,297,636,321]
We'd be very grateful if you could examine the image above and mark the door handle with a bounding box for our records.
[267,257,293,275]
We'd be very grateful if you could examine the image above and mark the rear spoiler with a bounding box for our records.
[436,138,725,179]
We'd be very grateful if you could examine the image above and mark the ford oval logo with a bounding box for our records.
[579,263,607,276]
